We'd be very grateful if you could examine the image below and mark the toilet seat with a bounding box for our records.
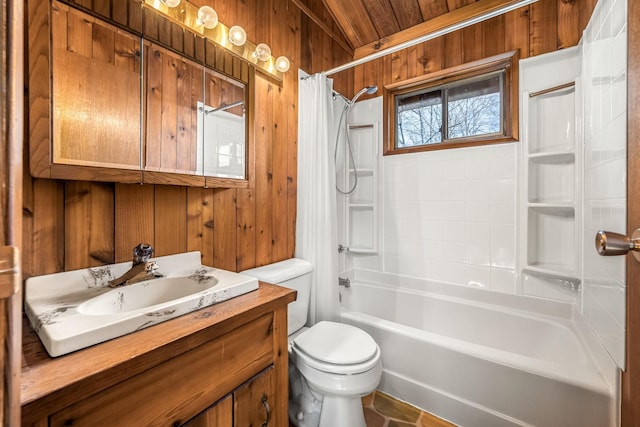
[291,321,380,375]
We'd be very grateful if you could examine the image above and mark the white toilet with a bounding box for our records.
[242,258,382,427]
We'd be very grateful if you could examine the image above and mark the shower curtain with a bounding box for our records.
[295,72,340,324]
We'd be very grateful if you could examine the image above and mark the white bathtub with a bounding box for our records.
[339,271,615,427]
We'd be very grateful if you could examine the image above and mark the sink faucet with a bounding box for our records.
[109,243,162,287]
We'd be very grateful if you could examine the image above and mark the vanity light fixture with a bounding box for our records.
[228,25,247,47]
[160,0,181,7]
[275,56,290,72]
[145,0,290,80]
[197,6,218,29]
[254,43,271,62]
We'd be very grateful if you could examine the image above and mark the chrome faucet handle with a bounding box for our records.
[133,243,154,265]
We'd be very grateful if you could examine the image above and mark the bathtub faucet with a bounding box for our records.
[109,243,162,287]
[338,277,351,288]
[338,244,350,253]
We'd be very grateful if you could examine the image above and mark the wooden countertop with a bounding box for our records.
[21,282,295,422]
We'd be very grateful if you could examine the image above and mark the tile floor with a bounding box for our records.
[362,391,455,427]
[289,390,456,427]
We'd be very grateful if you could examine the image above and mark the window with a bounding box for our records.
[386,51,518,154]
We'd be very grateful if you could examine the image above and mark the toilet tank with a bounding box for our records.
[241,258,312,336]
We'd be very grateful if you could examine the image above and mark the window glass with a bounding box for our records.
[396,90,443,147]
[447,74,502,139]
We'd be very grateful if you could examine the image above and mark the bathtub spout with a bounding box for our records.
[338,277,351,288]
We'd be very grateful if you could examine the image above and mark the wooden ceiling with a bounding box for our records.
[319,0,529,57]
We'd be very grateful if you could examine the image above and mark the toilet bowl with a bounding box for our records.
[241,259,382,427]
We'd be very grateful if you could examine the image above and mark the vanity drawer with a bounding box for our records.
[49,313,274,427]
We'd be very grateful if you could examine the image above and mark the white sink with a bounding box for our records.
[77,276,220,315]
[25,252,259,357]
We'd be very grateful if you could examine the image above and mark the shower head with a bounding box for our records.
[349,85,378,105]
[365,85,378,94]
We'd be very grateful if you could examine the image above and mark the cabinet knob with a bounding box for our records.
[595,230,640,261]
[261,394,271,427]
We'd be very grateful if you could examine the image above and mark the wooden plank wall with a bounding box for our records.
[23,0,353,278]
[351,0,597,102]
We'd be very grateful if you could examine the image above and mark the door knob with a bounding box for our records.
[595,229,640,260]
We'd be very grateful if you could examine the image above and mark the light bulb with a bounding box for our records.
[254,43,271,62]
[197,6,218,29]
[228,25,247,46]
[160,0,181,7]
[275,56,290,72]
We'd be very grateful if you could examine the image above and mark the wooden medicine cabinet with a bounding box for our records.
[29,0,254,188]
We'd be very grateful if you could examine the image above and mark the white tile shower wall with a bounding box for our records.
[382,143,517,292]
[581,0,627,368]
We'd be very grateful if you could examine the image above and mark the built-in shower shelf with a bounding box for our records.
[523,264,579,281]
[528,151,575,164]
[344,121,379,254]
[527,204,575,214]
[519,52,581,302]
[348,169,374,176]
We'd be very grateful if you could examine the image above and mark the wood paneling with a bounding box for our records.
[64,182,114,270]
[529,0,558,56]
[353,0,594,100]
[114,183,155,263]
[3,0,24,422]
[24,0,351,278]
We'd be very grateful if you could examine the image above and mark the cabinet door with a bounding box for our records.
[234,367,275,427]
[51,1,141,170]
[184,395,232,427]
[201,68,247,180]
[144,43,203,178]
[49,314,274,426]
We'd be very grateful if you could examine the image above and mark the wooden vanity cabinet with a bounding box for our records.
[186,395,233,427]
[21,283,295,427]
[186,367,274,427]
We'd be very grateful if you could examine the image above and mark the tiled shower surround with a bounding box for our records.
[363,142,518,293]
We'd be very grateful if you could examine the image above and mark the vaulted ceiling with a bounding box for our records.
[318,0,528,58]
[322,0,474,49]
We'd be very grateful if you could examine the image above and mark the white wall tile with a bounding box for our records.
[463,223,491,244]
[442,201,465,222]
[349,103,516,291]
[465,201,492,222]
[491,246,515,269]
[464,180,492,201]
[419,201,443,220]
[582,0,627,369]
[464,265,492,289]
[441,159,466,180]
[465,244,491,266]
[440,180,467,200]
[491,223,515,247]
[418,181,443,201]
[490,178,516,201]
[491,201,516,224]
[490,268,517,293]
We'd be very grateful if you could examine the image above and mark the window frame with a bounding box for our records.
[384,50,519,155]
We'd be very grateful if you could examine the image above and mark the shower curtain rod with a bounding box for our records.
[320,0,539,77]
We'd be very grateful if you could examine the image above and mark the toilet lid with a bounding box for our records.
[292,321,378,365]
